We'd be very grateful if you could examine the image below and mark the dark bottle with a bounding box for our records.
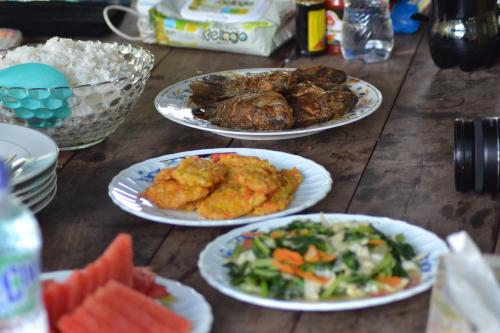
[296,0,327,56]
[428,0,498,71]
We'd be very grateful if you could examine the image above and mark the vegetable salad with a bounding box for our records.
[226,219,422,301]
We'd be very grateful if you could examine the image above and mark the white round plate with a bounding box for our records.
[17,171,56,201]
[0,124,58,186]
[41,271,213,333]
[198,213,449,312]
[155,68,382,140]
[23,176,56,208]
[31,183,57,215]
[108,148,332,227]
[12,164,56,196]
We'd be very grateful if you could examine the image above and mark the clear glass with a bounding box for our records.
[0,192,48,333]
[0,43,155,150]
[341,0,394,63]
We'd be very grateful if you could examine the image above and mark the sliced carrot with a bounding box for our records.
[273,248,304,266]
[368,239,385,246]
[319,252,336,262]
[305,245,336,263]
[242,239,253,249]
[376,276,402,287]
[295,269,329,285]
[242,231,264,238]
[272,260,295,275]
[270,230,285,239]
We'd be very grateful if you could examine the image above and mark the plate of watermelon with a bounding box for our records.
[41,234,213,333]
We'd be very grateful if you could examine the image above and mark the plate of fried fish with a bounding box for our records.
[155,66,382,140]
[108,148,332,227]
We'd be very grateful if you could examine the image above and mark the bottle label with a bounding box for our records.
[326,9,342,46]
[0,254,41,319]
[307,8,326,52]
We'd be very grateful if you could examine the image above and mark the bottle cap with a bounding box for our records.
[0,160,9,190]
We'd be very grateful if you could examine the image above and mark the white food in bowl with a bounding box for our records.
[0,38,155,150]
[0,37,136,86]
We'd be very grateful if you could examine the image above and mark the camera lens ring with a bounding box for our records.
[495,117,500,192]
[454,118,475,191]
[482,118,498,192]
[463,120,475,190]
[454,118,465,190]
[474,119,484,192]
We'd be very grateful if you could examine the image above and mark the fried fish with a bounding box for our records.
[193,91,294,130]
[286,83,359,127]
[190,70,296,105]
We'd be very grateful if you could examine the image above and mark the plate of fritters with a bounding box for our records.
[155,66,382,140]
[108,148,332,227]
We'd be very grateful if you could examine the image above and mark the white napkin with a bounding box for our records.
[444,232,500,333]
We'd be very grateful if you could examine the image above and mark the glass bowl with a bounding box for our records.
[0,43,155,150]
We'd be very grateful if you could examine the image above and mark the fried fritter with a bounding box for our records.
[153,167,174,183]
[214,154,280,194]
[141,180,210,210]
[142,154,304,220]
[277,167,304,193]
[214,153,276,172]
[196,180,267,219]
[251,168,303,216]
[171,156,227,187]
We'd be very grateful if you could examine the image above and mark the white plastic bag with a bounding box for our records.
[104,0,295,57]
[426,232,500,333]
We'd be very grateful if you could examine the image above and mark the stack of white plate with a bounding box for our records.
[0,124,59,214]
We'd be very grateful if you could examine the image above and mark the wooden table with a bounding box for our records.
[38,24,500,333]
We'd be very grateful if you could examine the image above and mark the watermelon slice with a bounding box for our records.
[105,281,190,333]
[43,234,134,327]
[93,286,164,333]
[133,267,171,299]
[58,281,191,333]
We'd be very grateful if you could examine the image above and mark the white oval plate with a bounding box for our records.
[108,148,332,227]
[198,213,449,311]
[17,171,56,202]
[12,164,57,196]
[0,124,58,186]
[22,175,56,208]
[155,68,382,140]
[31,183,57,215]
[41,271,213,333]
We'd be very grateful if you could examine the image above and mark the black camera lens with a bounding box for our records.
[455,118,475,191]
[454,117,500,192]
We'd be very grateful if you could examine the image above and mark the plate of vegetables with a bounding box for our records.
[198,213,448,311]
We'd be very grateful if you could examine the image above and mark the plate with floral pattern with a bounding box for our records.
[108,148,332,227]
[155,68,382,140]
[198,213,448,311]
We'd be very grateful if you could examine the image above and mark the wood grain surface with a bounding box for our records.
[34,18,500,333]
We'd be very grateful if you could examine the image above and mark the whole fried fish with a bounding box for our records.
[190,70,296,105]
[193,91,294,130]
[287,83,359,127]
[292,65,347,90]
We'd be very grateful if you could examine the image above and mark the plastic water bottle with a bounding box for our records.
[0,162,48,333]
[341,0,394,63]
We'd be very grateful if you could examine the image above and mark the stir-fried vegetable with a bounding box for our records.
[225,219,422,301]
